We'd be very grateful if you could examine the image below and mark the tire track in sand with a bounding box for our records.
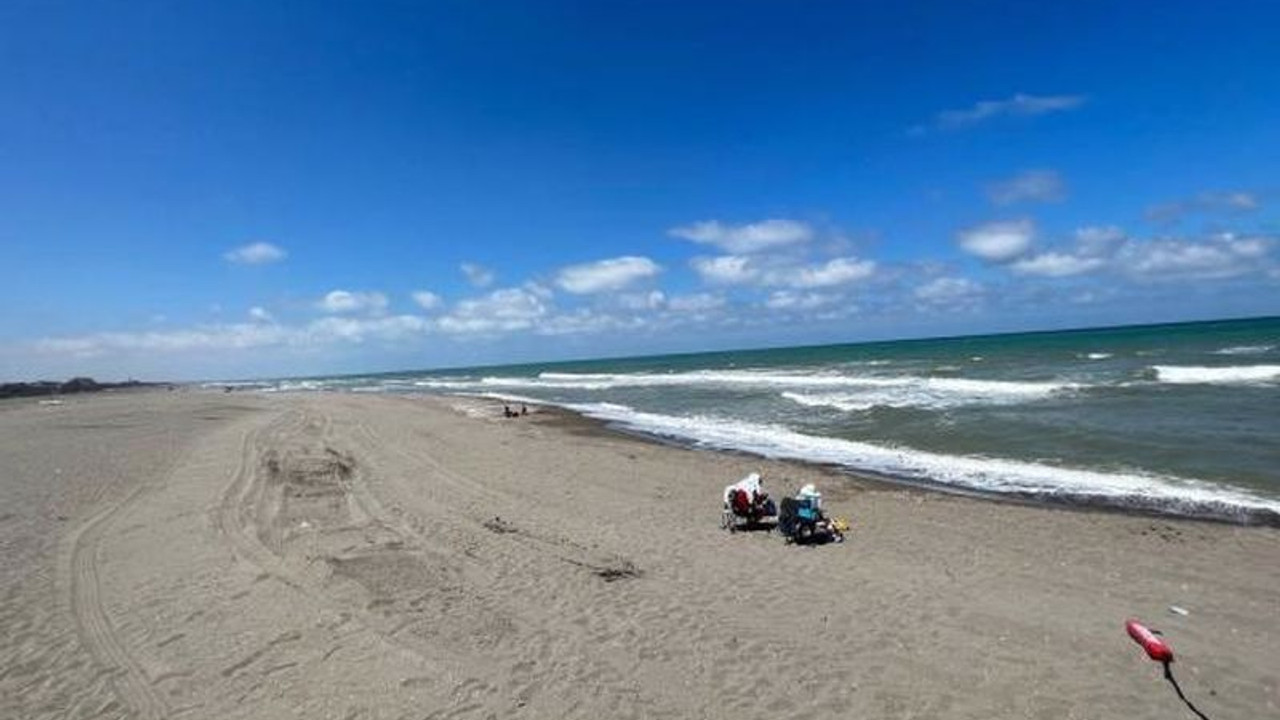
[210,407,453,680]
[211,413,307,591]
[66,484,168,720]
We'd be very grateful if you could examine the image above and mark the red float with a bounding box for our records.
[1126,619,1174,663]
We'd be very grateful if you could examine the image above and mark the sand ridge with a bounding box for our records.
[1,390,1277,718]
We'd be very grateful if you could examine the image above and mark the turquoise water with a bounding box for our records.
[241,317,1280,523]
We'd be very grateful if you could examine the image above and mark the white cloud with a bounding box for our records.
[318,290,390,314]
[1011,252,1106,277]
[692,254,874,289]
[618,290,667,310]
[460,262,496,288]
[986,169,1066,206]
[248,306,274,322]
[669,219,813,254]
[1118,234,1272,280]
[303,315,430,343]
[536,310,637,336]
[667,293,726,313]
[1217,192,1261,211]
[764,290,838,311]
[555,256,661,294]
[29,311,437,365]
[922,93,1087,132]
[691,255,759,285]
[436,287,548,335]
[1146,191,1262,223]
[914,277,985,308]
[411,291,442,310]
[35,324,289,356]
[765,257,876,288]
[223,242,287,265]
[957,219,1035,263]
[1074,225,1127,255]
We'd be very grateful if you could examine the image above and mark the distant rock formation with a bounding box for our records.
[0,378,161,399]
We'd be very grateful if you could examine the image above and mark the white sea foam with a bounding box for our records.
[567,401,1280,518]
[407,369,1082,399]
[780,376,1072,411]
[471,391,551,406]
[269,380,326,392]
[1151,365,1280,385]
[1084,352,1112,360]
[1212,345,1274,356]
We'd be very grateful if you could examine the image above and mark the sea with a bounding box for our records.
[232,316,1280,524]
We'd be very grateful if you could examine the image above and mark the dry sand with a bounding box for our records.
[1,390,1276,719]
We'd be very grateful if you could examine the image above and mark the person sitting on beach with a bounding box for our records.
[751,480,777,517]
[755,489,777,518]
[503,404,515,418]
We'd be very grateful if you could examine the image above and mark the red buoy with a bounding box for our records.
[1126,619,1174,663]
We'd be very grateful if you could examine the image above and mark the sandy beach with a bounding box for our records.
[1,389,1276,720]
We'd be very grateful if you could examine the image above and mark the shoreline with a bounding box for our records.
[465,393,1280,528]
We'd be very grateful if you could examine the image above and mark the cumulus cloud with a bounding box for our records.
[411,291,442,310]
[304,315,431,343]
[35,324,286,357]
[618,290,667,310]
[436,287,548,335]
[460,262,496,288]
[986,169,1066,206]
[1006,225,1121,277]
[248,306,274,322]
[692,254,874,289]
[1074,225,1127,255]
[669,219,813,254]
[957,219,1035,263]
[1010,252,1106,277]
[1145,191,1262,224]
[318,290,390,314]
[765,257,876,289]
[914,277,985,309]
[915,93,1086,133]
[764,291,838,311]
[1117,233,1272,281]
[690,255,759,285]
[536,310,640,337]
[223,242,287,265]
[667,293,726,313]
[985,224,1274,283]
[32,313,432,358]
[555,256,661,294]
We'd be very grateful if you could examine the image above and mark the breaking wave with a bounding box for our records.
[413,369,1081,397]
[566,401,1280,523]
[1151,365,1280,385]
[1212,345,1274,356]
[779,376,1073,411]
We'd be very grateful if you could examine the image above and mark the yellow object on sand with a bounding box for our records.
[832,518,850,532]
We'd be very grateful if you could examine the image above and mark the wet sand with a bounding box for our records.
[2,390,1276,719]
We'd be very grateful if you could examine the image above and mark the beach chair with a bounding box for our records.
[721,473,778,532]
[777,493,843,544]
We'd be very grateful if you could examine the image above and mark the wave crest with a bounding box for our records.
[568,401,1280,523]
[1151,365,1280,385]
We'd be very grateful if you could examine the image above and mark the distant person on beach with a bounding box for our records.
[521,404,528,416]
[503,404,514,418]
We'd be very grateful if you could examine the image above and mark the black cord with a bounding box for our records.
[1163,661,1212,720]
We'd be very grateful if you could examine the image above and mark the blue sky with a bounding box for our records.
[2,1,1278,380]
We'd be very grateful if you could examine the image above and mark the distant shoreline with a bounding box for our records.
[0,378,173,400]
